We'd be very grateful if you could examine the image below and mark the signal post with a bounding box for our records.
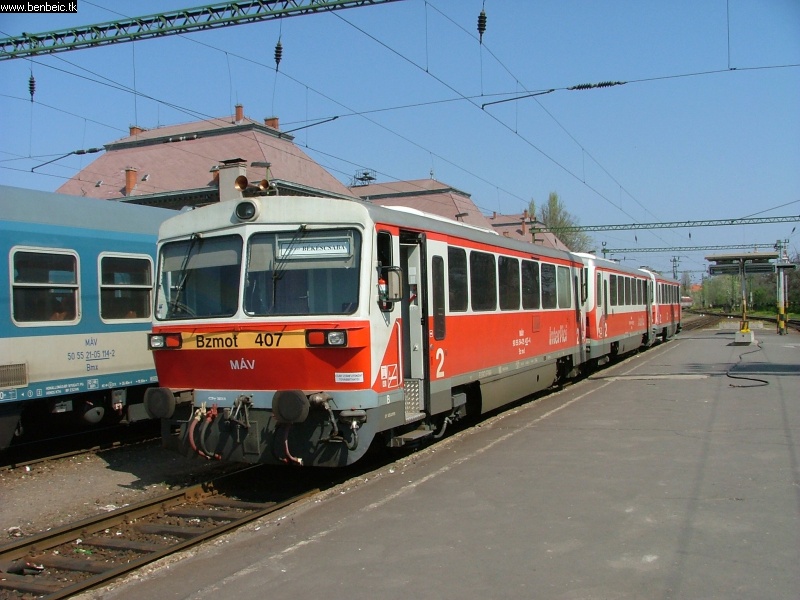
[706,252,778,345]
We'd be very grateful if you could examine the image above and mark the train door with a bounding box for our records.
[399,231,428,424]
[575,267,587,365]
[670,285,677,328]
[597,271,608,339]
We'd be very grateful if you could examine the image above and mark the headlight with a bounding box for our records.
[235,200,258,221]
[306,330,347,347]
[148,333,182,350]
[327,331,346,346]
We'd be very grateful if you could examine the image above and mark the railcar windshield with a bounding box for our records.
[244,228,361,316]
[153,228,361,321]
[155,234,242,320]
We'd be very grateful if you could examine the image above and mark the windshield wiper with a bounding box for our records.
[271,225,307,310]
[168,233,201,317]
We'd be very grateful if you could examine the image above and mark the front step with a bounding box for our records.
[404,410,426,424]
[389,427,434,448]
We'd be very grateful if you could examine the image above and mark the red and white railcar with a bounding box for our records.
[644,269,682,340]
[143,196,681,467]
[144,196,587,466]
[575,253,656,364]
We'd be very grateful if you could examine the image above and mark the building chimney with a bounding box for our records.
[125,167,137,196]
[521,219,527,236]
[129,125,143,136]
[217,158,248,202]
[234,104,244,123]
[265,116,279,130]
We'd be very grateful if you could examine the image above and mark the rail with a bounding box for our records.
[0,467,318,598]
[684,309,799,333]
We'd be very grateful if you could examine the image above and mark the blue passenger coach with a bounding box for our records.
[0,185,172,449]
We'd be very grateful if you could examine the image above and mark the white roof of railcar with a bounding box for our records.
[573,252,658,278]
[157,195,576,263]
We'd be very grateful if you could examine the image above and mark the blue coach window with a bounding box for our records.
[100,255,153,320]
[12,249,78,323]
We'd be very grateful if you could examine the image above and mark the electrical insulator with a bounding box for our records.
[274,39,283,70]
[477,10,487,44]
[28,73,35,102]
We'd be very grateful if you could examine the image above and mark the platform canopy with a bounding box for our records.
[706,252,778,275]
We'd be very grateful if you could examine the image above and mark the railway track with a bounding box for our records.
[0,467,318,599]
[1,421,163,471]
[679,312,725,331]
[681,310,800,333]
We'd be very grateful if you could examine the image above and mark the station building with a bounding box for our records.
[56,104,566,249]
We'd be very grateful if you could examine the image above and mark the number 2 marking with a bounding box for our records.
[435,347,445,378]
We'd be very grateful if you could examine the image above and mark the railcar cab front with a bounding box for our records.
[145,197,414,466]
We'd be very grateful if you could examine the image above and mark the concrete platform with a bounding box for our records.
[84,328,800,600]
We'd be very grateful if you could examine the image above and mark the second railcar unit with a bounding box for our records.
[576,253,657,365]
[0,186,172,449]
[647,269,682,339]
[145,196,588,467]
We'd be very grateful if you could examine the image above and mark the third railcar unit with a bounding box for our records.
[145,196,680,467]
[0,185,172,449]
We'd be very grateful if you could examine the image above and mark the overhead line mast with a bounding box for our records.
[0,0,404,60]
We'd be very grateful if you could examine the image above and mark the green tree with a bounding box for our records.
[529,192,593,252]
[680,272,692,297]
[703,275,737,311]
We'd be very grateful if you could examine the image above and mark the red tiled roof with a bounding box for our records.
[487,212,571,251]
[351,179,494,230]
[53,108,570,252]
[56,110,354,201]
[351,179,570,249]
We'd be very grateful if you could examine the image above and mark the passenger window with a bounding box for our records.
[521,260,540,309]
[541,263,557,309]
[498,256,520,310]
[100,255,153,320]
[448,247,468,312]
[610,274,618,306]
[596,272,602,309]
[432,256,446,340]
[469,251,496,311]
[12,249,78,324]
[557,266,571,308]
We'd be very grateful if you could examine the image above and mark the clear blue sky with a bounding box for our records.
[1,0,798,277]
